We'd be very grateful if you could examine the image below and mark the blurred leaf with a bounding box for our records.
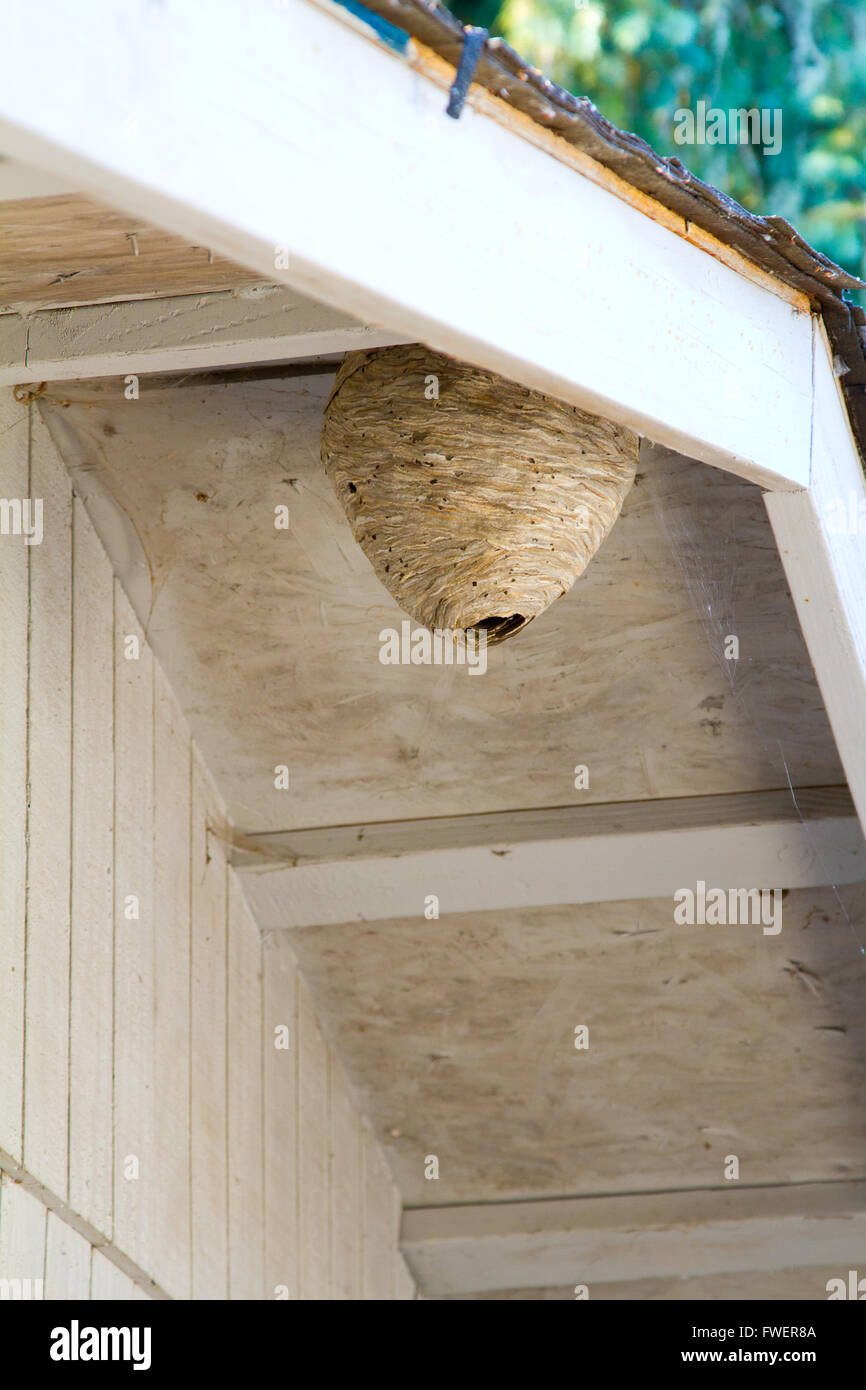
[448,0,504,29]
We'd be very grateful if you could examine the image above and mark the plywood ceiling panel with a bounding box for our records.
[36,373,843,832]
[32,369,865,1231]
[289,887,866,1206]
[0,194,264,311]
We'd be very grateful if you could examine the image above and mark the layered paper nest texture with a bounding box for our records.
[321,345,639,644]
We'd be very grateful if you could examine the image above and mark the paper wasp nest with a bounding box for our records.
[321,345,638,645]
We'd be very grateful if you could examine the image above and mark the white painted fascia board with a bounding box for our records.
[0,156,77,202]
[401,1183,866,1294]
[0,287,409,386]
[765,320,866,834]
[0,0,813,490]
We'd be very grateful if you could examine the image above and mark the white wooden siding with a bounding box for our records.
[151,667,192,1298]
[24,413,72,1198]
[330,1057,363,1300]
[69,498,115,1236]
[0,394,28,1163]
[298,976,332,1299]
[362,1120,403,1300]
[262,931,299,1300]
[189,759,228,1299]
[113,586,155,1275]
[0,1178,46,1291]
[44,1211,91,1300]
[90,1247,150,1301]
[0,1176,149,1300]
[0,388,411,1301]
[227,874,265,1300]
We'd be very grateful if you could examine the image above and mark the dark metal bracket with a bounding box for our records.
[446,26,488,119]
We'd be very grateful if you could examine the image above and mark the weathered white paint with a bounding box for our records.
[0,1177,46,1291]
[113,587,155,1275]
[24,413,72,1197]
[0,394,28,1163]
[262,931,299,1301]
[765,322,866,835]
[151,666,192,1299]
[236,788,866,931]
[330,1057,363,1300]
[69,499,115,1237]
[0,155,75,201]
[190,759,229,1299]
[363,1122,403,1300]
[0,386,413,1300]
[44,1211,91,1300]
[0,1147,164,1299]
[90,1247,149,1301]
[0,287,408,387]
[0,0,813,491]
[298,977,332,1299]
[227,874,264,1300]
[402,1183,866,1295]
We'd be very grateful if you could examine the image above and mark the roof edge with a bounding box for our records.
[352,0,866,465]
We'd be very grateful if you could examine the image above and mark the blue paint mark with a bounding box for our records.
[332,0,411,53]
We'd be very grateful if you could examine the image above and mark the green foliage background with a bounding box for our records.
[451,0,866,281]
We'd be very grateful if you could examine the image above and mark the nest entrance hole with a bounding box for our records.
[472,614,530,645]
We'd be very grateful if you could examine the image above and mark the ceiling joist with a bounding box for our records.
[232,786,866,930]
[0,285,407,387]
[401,1182,866,1295]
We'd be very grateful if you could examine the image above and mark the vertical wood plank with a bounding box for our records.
[0,1176,46,1292]
[23,412,71,1198]
[297,976,331,1299]
[68,498,114,1238]
[44,1211,91,1299]
[227,872,264,1299]
[190,757,228,1298]
[390,1185,404,1300]
[361,1123,398,1300]
[151,668,191,1299]
[330,1057,362,1300]
[90,1248,138,1300]
[0,392,29,1161]
[113,585,154,1273]
[262,932,298,1300]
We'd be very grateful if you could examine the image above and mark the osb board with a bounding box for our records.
[0,195,265,312]
[288,885,866,1206]
[34,373,843,832]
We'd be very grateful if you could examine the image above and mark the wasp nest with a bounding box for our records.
[321,345,638,644]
